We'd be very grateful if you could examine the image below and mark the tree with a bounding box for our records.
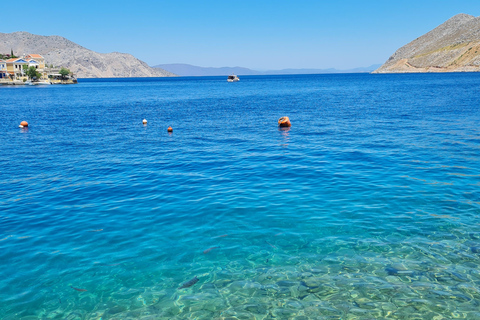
[59,67,70,80]
[26,66,41,80]
[10,49,13,57]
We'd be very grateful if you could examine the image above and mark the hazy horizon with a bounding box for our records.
[3,1,480,70]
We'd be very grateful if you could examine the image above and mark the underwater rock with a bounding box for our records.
[469,233,480,240]
[300,280,321,293]
[306,287,321,293]
[200,283,216,290]
[244,304,265,314]
[471,247,480,253]
[272,307,296,318]
[276,280,298,287]
[385,266,419,277]
[106,305,127,315]
[302,278,322,288]
[449,271,468,281]
[292,316,309,320]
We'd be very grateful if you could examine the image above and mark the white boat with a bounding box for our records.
[227,74,239,82]
[26,80,52,86]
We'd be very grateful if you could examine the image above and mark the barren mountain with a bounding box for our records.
[374,14,480,73]
[0,31,175,78]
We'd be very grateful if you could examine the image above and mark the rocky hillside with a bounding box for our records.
[0,32,175,78]
[374,14,480,73]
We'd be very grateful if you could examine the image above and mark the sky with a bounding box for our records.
[3,1,480,70]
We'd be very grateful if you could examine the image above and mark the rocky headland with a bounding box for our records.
[374,14,480,73]
[0,32,175,78]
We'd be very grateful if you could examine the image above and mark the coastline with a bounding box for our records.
[0,79,77,85]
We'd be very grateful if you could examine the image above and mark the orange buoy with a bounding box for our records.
[278,117,291,127]
[20,121,28,128]
[167,126,173,132]
[142,119,147,125]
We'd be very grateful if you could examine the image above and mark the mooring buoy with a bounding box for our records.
[278,117,291,127]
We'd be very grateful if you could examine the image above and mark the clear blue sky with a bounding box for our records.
[3,1,480,70]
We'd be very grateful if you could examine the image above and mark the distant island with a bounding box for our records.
[374,14,480,73]
[153,63,382,77]
[0,32,175,78]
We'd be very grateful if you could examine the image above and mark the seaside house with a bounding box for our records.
[0,60,7,80]
[25,54,45,70]
[27,59,39,69]
[6,58,29,80]
[1,53,75,84]
[25,54,48,80]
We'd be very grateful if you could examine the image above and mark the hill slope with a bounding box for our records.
[374,14,480,73]
[0,32,175,78]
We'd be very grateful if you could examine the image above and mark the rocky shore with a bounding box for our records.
[374,14,480,73]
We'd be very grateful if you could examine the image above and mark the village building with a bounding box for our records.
[25,54,46,69]
[1,53,76,84]
[6,58,29,80]
[0,59,7,79]
[27,59,39,69]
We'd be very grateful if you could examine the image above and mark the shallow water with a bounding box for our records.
[1,74,480,319]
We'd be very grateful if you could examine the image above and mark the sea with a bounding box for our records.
[1,73,480,319]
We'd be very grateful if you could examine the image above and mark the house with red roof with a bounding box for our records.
[25,54,45,70]
[0,53,75,84]
[3,54,48,81]
[5,58,29,80]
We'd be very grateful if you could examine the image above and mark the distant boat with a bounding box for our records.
[227,74,239,82]
[26,80,52,86]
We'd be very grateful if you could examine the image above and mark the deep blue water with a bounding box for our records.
[1,73,480,319]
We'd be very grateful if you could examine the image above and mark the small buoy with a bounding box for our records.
[167,126,173,132]
[20,121,28,127]
[142,119,147,125]
[278,117,291,127]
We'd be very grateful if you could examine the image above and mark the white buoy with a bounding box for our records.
[19,125,24,128]
[142,119,147,125]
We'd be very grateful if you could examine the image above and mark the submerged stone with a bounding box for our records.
[471,246,480,253]
[276,280,298,287]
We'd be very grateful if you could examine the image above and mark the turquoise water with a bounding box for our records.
[1,74,480,319]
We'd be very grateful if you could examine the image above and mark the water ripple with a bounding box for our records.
[1,74,480,319]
